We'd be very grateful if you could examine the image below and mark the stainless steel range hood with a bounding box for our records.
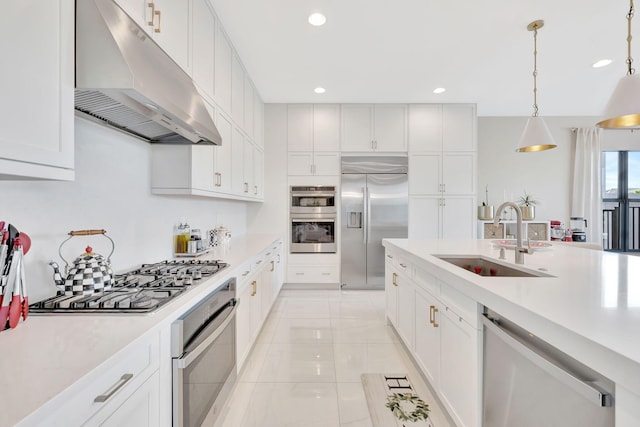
[75,0,221,145]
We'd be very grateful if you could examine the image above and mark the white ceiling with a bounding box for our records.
[210,0,630,117]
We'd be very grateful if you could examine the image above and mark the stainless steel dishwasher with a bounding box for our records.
[482,308,614,427]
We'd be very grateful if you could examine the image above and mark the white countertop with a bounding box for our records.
[0,234,281,427]
[382,238,640,394]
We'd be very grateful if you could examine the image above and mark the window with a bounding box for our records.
[602,151,640,252]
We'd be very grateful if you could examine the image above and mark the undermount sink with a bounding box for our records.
[434,255,553,278]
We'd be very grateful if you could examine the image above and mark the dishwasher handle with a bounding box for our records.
[482,314,612,407]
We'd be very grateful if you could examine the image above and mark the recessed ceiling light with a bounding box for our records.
[433,87,446,94]
[592,59,613,68]
[308,12,327,26]
[314,87,326,94]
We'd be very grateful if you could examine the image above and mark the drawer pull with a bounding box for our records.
[295,272,304,275]
[255,260,262,265]
[321,272,330,276]
[387,255,393,259]
[399,263,407,268]
[94,373,133,403]
[429,305,439,328]
[251,280,257,296]
[392,272,398,286]
[242,270,250,277]
[270,261,275,272]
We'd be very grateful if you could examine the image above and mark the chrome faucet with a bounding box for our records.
[493,202,533,264]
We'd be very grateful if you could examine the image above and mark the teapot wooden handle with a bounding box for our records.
[68,229,107,236]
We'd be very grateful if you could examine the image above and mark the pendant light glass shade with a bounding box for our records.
[517,20,556,152]
[516,116,557,152]
[597,74,640,128]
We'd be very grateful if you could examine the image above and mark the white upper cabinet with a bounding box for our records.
[244,77,255,139]
[191,0,215,102]
[213,110,233,194]
[115,0,191,74]
[0,0,74,180]
[341,104,407,152]
[409,104,476,152]
[231,54,245,128]
[254,92,264,149]
[287,104,340,176]
[214,24,232,113]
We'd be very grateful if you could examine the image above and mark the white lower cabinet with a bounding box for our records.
[385,249,480,427]
[34,331,160,427]
[236,241,284,372]
[287,264,339,283]
[95,370,160,427]
[409,196,476,239]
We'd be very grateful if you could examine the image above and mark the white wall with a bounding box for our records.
[478,116,594,224]
[478,116,640,227]
[0,117,247,301]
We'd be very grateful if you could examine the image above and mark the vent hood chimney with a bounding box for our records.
[75,0,222,145]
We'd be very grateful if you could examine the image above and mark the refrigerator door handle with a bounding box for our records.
[365,186,371,244]
[363,187,368,244]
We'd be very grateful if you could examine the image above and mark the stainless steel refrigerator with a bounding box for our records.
[341,156,408,289]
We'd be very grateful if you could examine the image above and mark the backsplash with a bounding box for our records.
[0,118,247,302]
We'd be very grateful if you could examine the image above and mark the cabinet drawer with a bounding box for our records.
[39,331,160,426]
[440,283,479,328]
[385,251,412,276]
[288,265,339,283]
[414,266,440,296]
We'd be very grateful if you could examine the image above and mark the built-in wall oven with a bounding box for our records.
[290,186,337,253]
[172,278,237,427]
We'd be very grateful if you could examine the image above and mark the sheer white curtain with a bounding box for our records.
[571,127,603,246]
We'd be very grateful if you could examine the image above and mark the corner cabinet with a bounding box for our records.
[0,0,74,180]
[385,247,481,427]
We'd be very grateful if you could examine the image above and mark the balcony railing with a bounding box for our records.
[602,203,640,251]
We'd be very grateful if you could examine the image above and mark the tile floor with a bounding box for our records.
[217,288,453,427]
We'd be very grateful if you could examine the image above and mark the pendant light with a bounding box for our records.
[597,0,640,128]
[516,20,557,152]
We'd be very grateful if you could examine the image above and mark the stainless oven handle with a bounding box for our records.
[290,217,336,223]
[175,304,237,369]
[291,192,335,197]
[481,314,612,407]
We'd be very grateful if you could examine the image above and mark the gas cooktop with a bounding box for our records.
[29,259,228,314]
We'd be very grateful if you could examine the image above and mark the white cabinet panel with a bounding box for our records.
[287,265,339,283]
[441,197,475,239]
[231,55,245,127]
[409,196,474,239]
[287,105,314,152]
[231,127,245,195]
[254,93,264,149]
[236,281,253,369]
[0,0,74,180]
[409,104,442,152]
[340,104,407,152]
[414,287,440,387]
[313,104,340,151]
[442,153,475,194]
[385,261,399,327]
[214,25,232,113]
[191,0,215,101]
[244,77,255,138]
[288,152,314,176]
[396,268,415,350]
[439,307,479,427]
[313,153,340,175]
[443,104,477,152]
[374,104,407,152]
[97,371,160,427]
[242,137,254,196]
[409,197,441,239]
[340,105,373,152]
[409,154,441,195]
[213,111,233,193]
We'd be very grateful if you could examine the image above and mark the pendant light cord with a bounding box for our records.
[532,24,539,117]
[627,0,635,75]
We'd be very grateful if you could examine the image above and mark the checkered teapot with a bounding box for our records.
[49,229,115,296]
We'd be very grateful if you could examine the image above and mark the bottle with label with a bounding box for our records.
[174,219,191,253]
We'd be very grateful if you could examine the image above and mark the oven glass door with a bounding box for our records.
[173,306,236,427]
[291,217,337,253]
[290,188,336,215]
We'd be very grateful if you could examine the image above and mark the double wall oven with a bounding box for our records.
[290,186,337,253]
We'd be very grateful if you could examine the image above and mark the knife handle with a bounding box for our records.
[69,229,106,236]
[8,295,21,328]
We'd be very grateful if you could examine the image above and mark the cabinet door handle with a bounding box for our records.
[392,272,398,286]
[94,373,133,403]
[442,198,446,207]
[154,10,161,33]
[251,280,257,296]
[147,2,156,26]
[431,305,439,328]
[442,183,446,193]
[254,185,258,195]
[242,270,250,277]
[399,263,407,268]
[244,182,249,193]
[429,305,434,325]
[214,172,222,187]
[270,260,275,272]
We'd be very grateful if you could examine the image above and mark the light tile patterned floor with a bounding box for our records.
[217,289,453,427]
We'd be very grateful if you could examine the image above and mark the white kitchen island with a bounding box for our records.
[383,238,640,427]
